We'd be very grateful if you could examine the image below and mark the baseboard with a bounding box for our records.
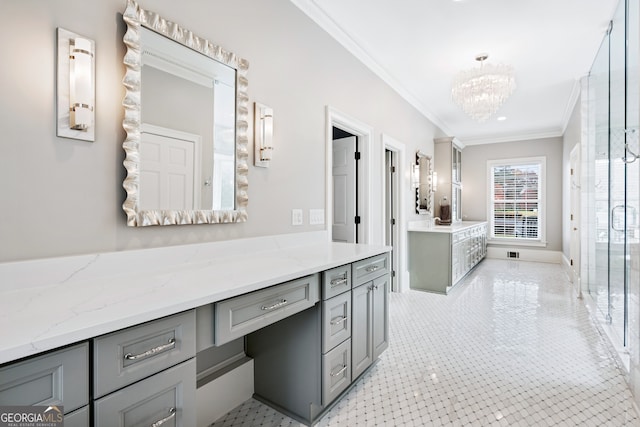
[486,247,563,263]
[196,357,254,427]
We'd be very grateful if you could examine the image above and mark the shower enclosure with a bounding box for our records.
[586,0,638,350]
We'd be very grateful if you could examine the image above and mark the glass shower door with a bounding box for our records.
[589,30,610,325]
[608,0,628,346]
[587,0,639,348]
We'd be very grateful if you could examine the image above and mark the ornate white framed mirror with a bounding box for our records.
[121,0,249,226]
[415,151,433,215]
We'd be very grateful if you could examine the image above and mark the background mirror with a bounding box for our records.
[415,151,433,215]
[122,0,249,226]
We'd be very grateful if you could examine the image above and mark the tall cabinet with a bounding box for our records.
[434,137,464,222]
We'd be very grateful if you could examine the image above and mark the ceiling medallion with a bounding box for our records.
[451,53,516,123]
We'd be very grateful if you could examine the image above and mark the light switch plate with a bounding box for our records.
[309,209,325,225]
[292,209,303,225]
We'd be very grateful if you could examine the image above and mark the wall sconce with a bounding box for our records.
[57,28,95,141]
[432,171,438,192]
[254,102,273,167]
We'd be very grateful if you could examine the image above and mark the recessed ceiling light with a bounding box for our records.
[497,116,507,121]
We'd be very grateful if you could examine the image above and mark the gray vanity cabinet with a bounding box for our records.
[351,256,390,380]
[64,406,91,427]
[409,222,487,294]
[94,358,196,427]
[93,310,197,426]
[247,255,390,426]
[0,342,89,419]
[214,275,319,346]
[321,265,353,405]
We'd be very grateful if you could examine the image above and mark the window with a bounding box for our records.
[488,157,545,244]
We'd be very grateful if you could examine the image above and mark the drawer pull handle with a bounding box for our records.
[330,277,348,287]
[331,365,348,377]
[365,265,380,272]
[124,338,176,361]
[151,407,176,427]
[261,299,288,311]
[330,316,348,325]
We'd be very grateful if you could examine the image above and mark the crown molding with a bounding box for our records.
[290,0,454,136]
[460,129,564,146]
[560,78,582,134]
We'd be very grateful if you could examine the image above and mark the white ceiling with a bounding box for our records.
[291,0,619,145]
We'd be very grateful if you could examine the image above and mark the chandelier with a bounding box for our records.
[451,54,516,123]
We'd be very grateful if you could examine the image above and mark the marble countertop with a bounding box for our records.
[0,232,389,365]
[408,220,487,233]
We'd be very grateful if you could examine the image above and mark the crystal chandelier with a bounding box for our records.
[451,54,516,123]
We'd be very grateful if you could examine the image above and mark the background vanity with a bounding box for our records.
[409,137,487,294]
[408,221,487,294]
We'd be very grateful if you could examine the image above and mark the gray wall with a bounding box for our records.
[461,137,564,252]
[0,0,439,262]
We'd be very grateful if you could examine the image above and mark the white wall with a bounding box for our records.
[461,137,564,252]
[0,0,439,262]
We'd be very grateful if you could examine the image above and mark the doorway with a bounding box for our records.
[569,144,581,295]
[384,149,396,289]
[382,134,408,293]
[326,107,373,245]
[332,128,359,243]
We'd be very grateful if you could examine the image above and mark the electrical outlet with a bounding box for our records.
[309,209,325,225]
[292,209,303,225]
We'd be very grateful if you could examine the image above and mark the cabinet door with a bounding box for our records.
[372,275,389,360]
[94,358,196,427]
[451,242,461,284]
[351,283,372,380]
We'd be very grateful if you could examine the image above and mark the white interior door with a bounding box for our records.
[384,149,398,291]
[332,136,356,243]
[140,131,195,211]
[570,144,581,289]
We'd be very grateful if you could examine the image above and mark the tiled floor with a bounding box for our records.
[212,259,640,426]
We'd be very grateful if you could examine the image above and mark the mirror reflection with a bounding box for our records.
[122,0,249,226]
[139,27,236,211]
[416,151,433,215]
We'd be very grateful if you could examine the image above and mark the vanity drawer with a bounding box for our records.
[64,405,90,427]
[94,358,196,427]
[352,253,390,287]
[215,274,319,345]
[322,338,351,406]
[322,291,351,353]
[322,264,351,299]
[93,309,196,398]
[0,342,89,413]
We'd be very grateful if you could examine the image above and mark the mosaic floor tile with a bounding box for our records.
[211,260,640,426]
